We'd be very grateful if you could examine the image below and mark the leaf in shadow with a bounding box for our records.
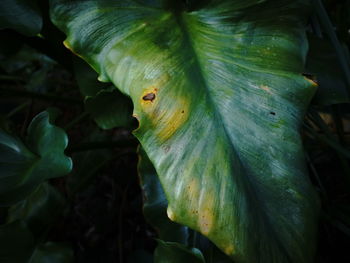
[0,0,42,36]
[0,111,72,206]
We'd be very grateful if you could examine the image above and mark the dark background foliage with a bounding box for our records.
[0,0,350,262]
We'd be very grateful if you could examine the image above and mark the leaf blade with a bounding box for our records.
[51,1,320,262]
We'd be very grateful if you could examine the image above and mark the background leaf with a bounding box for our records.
[73,58,109,97]
[0,0,42,36]
[74,58,134,129]
[6,182,66,236]
[0,221,36,263]
[306,34,349,105]
[85,88,134,129]
[0,110,72,205]
[29,242,74,263]
[154,240,205,263]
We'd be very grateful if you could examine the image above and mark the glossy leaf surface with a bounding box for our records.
[138,147,188,243]
[51,1,319,262]
[0,111,72,205]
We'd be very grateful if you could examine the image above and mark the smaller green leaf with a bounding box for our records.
[25,65,55,93]
[0,111,72,206]
[0,222,73,263]
[74,58,134,129]
[0,44,55,90]
[29,242,74,263]
[85,88,134,129]
[154,240,205,263]
[306,34,349,105]
[194,236,234,263]
[6,182,65,236]
[0,220,35,263]
[73,57,109,97]
[0,0,42,36]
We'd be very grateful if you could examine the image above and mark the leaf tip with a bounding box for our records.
[224,244,235,255]
[166,207,176,221]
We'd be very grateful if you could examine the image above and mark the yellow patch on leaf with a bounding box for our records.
[198,193,215,235]
[154,97,189,141]
[224,244,235,255]
[136,74,190,141]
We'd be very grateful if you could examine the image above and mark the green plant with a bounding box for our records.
[0,0,350,262]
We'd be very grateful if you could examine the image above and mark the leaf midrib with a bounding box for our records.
[173,10,293,262]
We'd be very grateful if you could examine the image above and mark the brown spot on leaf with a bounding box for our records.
[270,111,276,115]
[142,93,156,102]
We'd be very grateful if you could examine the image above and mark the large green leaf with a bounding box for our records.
[51,1,320,262]
[0,111,72,205]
